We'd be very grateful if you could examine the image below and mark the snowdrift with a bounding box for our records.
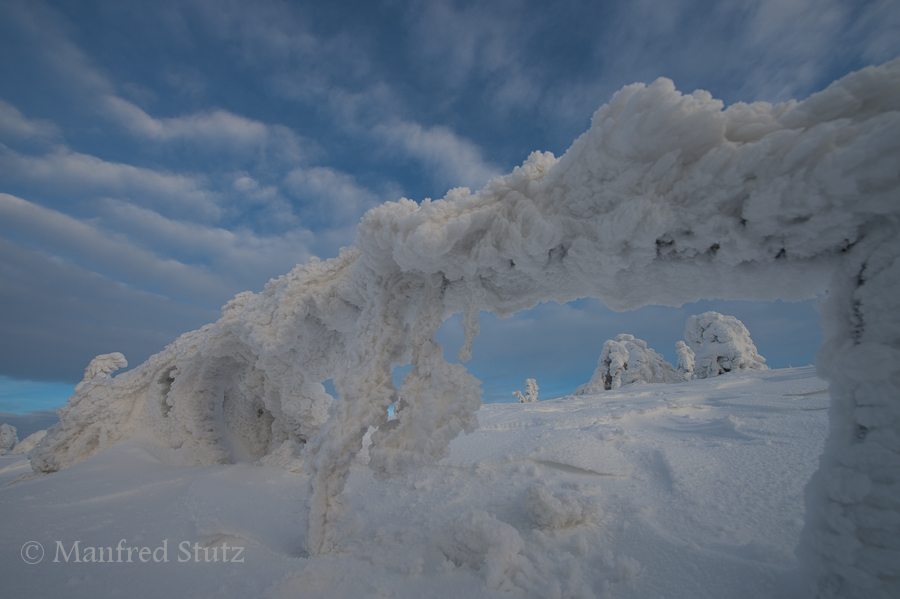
[28,58,900,596]
[1,368,831,599]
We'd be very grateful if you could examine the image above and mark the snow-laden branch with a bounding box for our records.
[30,58,900,595]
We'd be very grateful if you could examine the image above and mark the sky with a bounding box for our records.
[1,0,897,412]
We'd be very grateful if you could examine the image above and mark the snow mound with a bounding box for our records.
[10,429,46,455]
[524,483,602,530]
[435,510,532,592]
[685,312,768,378]
[575,334,680,393]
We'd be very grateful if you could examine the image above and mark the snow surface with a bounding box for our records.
[3,368,829,598]
[19,58,900,595]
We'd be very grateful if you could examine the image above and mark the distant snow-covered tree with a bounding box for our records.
[512,378,539,403]
[575,334,680,394]
[684,312,768,379]
[0,423,18,455]
[675,341,695,381]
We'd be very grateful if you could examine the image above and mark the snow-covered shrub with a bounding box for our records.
[512,379,539,403]
[0,423,17,455]
[675,341,695,381]
[684,312,768,379]
[524,483,602,529]
[575,334,680,393]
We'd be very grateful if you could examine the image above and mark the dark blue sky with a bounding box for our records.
[1,0,896,409]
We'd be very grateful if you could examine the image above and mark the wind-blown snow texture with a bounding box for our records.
[30,59,900,595]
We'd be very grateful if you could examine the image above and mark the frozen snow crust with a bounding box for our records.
[30,58,900,595]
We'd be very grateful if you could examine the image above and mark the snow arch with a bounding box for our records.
[31,58,900,596]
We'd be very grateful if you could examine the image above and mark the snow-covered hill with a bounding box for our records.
[2,367,828,598]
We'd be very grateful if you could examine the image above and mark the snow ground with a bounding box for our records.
[2,367,828,598]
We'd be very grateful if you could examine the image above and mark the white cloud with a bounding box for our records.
[0,237,220,383]
[0,193,231,306]
[93,197,314,291]
[284,166,383,225]
[373,120,501,192]
[0,99,60,143]
[101,95,312,166]
[0,145,221,221]
[405,0,535,99]
[851,0,900,64]
[1,0,114,99]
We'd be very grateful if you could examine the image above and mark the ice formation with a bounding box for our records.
[675,341,695,381]
[0,423,17,455]
[73,352,128,393]
[29,58,900,595]
[575,334,680,393]
[513,378,539,403]
[685,312,768,378]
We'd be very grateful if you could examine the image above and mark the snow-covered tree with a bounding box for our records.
[675,341,695,381]
[0,423,18,455]
[512,379,539,403]
[684,312,768,379]
[575,334,680,393]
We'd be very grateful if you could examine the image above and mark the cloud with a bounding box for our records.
[93,197,314,292]
[0,193,232,305]
[0,237,220,383]
[851,0,900,64]
[0,98,60,144]
[404,0,540,109]
[0,0,115,99]
[0,145,221,221]
[101,95,312,166]
[284,166,384,227]
[0,409,60,437]
[373,120,501,192]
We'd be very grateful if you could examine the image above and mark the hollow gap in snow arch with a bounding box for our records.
[321,378,337,400]
[432,298,823,403]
